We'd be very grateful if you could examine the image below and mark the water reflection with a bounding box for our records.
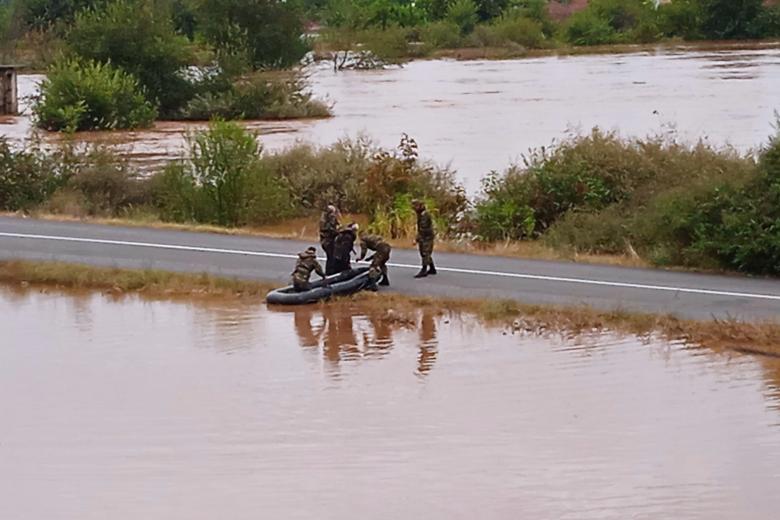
[417,310,438,377]
[3,286,780,519]
[278,303,440,377]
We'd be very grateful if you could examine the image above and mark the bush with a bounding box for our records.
[151,120,293,226]
[657,0,703,39]
[447,0,479,35]
[699,0,763,39]
[359,25,411,61]
[423,20,463,49]
[640,136,780,274]
[565,0,658,45]
[195,0,309,70]
[564,9,617,46]
[0,139,68,211]
[33,57,157,131]
[67,0,193,115]
[748,5,780,38]
[261,134,467,234]
[176,72,331,121]
[491,13,546,48]
[21,0,98,31]
[64,148,150,216]
[474,129,755,244]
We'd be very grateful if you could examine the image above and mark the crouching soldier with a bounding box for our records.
[292,246,326,292]
[358,233,392,289]
[412,199,437,278]
[332,223,359,274]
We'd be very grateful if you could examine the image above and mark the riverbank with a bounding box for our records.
[3,259,780,358]
[323,38,780,63]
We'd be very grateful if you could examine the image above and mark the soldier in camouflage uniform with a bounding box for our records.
[332,223,359,274]
[292,246,326,292]
[358,233,392,288]
[412,199,437,278]
[319,204,341,275]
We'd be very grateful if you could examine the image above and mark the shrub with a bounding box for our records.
[359,25,411,61]
[491,13,546,48]
[0,139,68,211]
[67,0,193,115]
[544,207,629,255]
[21,0,98,31]
[447,0,479,35]
[474,129,755,244]
[699,0,763,39]
[151,120,293,226]
[564,9,617,46]
[64,148,150,215]
[195,0,309,70]
[33,57,156,131]
[423,20,463,49]
[748,5,780,38]
[565,0,657,45]
[642,136,780,274]
[657,0,703,39]
[176,72,331,121]
[261,134,467,234]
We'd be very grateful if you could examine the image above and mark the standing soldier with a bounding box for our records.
[319,204,340,275]
[291,246,326,292]
[332,223,359,274]
[358,232,392,288]
[412,199,437,278]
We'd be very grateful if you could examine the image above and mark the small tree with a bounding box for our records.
[447,0,479,35]
[699,0,763,39]
[33,57,157,131]
[67,0,193,115]
[195,0,308,70]
[188,120,259,226]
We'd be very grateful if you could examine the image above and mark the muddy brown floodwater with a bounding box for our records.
[1,286,780,519]
[3,42,780,193]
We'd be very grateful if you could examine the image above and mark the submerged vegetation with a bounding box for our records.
[4,0,330,130]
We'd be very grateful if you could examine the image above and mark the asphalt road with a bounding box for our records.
[2,216,780,321]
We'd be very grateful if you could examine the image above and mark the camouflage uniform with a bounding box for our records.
[319,208,340,275]
[414,204,436,276]
[359,234,392,286]
[292,248,326,292]
[332,226,357,274]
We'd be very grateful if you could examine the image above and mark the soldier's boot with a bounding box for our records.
[414,266,428,278]
[379,274,390,286]
[428,261,437,275]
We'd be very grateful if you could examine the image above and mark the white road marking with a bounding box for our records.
[2,231,780,302]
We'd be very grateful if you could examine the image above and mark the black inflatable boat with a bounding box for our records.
[265,267,372,305]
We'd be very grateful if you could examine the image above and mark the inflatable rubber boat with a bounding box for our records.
[266,267,372,305]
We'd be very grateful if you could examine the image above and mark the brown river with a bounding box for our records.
[3,42,780,193]
[2,286,780,519]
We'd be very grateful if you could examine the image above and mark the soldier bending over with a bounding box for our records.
[358,233,392,289]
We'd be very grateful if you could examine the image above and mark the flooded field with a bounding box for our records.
[3,42,780,193]
[1,286,780,519]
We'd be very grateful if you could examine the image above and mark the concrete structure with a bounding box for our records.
[0,65,18,115]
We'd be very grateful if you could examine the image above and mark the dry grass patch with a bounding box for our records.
[0,260,273,299]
